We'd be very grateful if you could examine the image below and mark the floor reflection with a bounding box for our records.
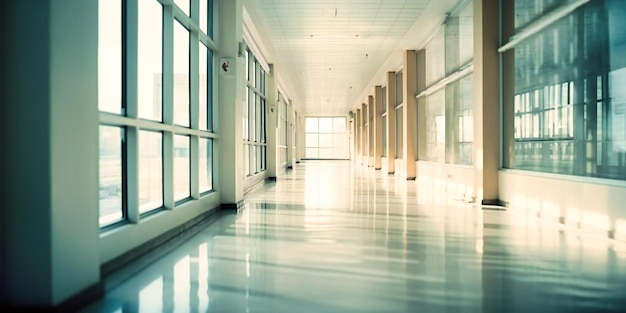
[82,161,626,313]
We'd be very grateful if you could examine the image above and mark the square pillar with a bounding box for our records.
[266,65,278,178]
[374,86,383,169]
[403,50,417,180]
[386,72,397,174]
[2,0,100,307]
[416,50,427,164]
[355,108,361,162]
[368,95,375,167]
[362,102,368,166]
[473,0,501,204]
[218,0,245,206]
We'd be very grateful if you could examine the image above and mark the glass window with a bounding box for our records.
[306,118,318,133]
[174,0,189,16]
[199,138,213,193]
[98,0,217,229]
[243,48,267,175]
[199,44,208,130]
[138,0,163,121]
[445,3,474,73]
[200,0,208,35]
[504,0,626,180]
[99,126,124,226]
[174,21,190,127]
[98,0,122,114]
[305,117,348,159]
[139,131,163,214]
[426,27,445,86]
[174,135,190,202]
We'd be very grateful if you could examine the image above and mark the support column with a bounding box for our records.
[266,65,278,179]
[296,113,304,163]
[416,50,427,164]
[367,96,376,167]
[355,108,361,163]
[362,102,368,166]
[502,0,515,170]
[386,72,397,174]
[474,0,500,204]
[374,86,383,169]
[287,100,294,168]
[218,0,245,207]
[403,50,417,180]
[2,0,100,307]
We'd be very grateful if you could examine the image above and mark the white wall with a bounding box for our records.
[417,161,475,202]
[500,170,626,240]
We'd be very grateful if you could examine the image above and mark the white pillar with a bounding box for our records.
[266,65,278,179]
[218,0,245,208]
[2,0,100,306]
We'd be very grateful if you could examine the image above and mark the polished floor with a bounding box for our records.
[82,161,626,313]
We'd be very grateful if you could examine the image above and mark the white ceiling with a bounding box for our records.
[244,0,455,116]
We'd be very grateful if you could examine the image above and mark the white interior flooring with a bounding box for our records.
[82,161,626,313]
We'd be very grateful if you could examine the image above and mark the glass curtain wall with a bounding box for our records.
[98,0,215,228]
[503,0,626,180]
[420,2,474,165]
[244,48,267,177]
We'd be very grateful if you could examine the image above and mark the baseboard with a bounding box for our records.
[481,199,507,210]
[267,176,277,181]
[56,281,104,313]
[222,200,244,210]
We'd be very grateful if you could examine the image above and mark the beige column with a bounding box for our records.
[355,108,361,162]
[374,86,383,169]
[473,0,500,204]
[403,50,417,180]
[386,72,397,174]
[367,96,376,167]
[416,50,427,164]
[362,102,368,166]
[501,0,515,170]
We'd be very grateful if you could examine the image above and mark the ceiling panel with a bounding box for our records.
[252,0,434,115]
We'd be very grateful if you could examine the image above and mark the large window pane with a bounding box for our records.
[138,0,163,121]
[139,131,163,213]
[306,117,318,133]
[505,0,626,180]
[174,21,190,127]
[174,0,189,16]
[199,44,208,130]
[305,117,348,159]
[200,0,208,34]
[99,126,123,226]
[199,138,213,193]
[98,0,122,114]
[319,117,333,133]
[174,135,190,202]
